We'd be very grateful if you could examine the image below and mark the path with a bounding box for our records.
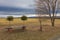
[50,35,60,40]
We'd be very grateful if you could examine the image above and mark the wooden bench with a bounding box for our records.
[5,26,26,32]
[5,28,13,32]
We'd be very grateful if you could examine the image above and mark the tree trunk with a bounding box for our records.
[51,7,55,27]
[39,19,42,31]
[22,21,26,30]
[51,18,55,27]
[9,21,10,27]
[52,19,54,27]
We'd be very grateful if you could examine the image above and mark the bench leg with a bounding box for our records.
[8,29,13,32]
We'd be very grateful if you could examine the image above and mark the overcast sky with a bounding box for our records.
[0,0,60,9]
[0,0,35,8]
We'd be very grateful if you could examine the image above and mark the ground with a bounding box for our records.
[0,18,60,40]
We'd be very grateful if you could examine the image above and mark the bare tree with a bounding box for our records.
[36,0,58,27]
[35,0,46,31]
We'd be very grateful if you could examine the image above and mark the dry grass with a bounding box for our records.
[0,18,60,40]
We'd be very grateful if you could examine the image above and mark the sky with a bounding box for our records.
[0,0,60,10]
[0,0,60,9]
[0,0,60,17]
[0,0,35,9]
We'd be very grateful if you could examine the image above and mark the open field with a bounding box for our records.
[0,18,60,40]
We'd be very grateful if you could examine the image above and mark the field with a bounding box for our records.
[0,18,60,40]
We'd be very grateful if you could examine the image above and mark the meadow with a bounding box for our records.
[0,18,60,40]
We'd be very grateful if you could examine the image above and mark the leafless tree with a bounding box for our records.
[36,0,58,27]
